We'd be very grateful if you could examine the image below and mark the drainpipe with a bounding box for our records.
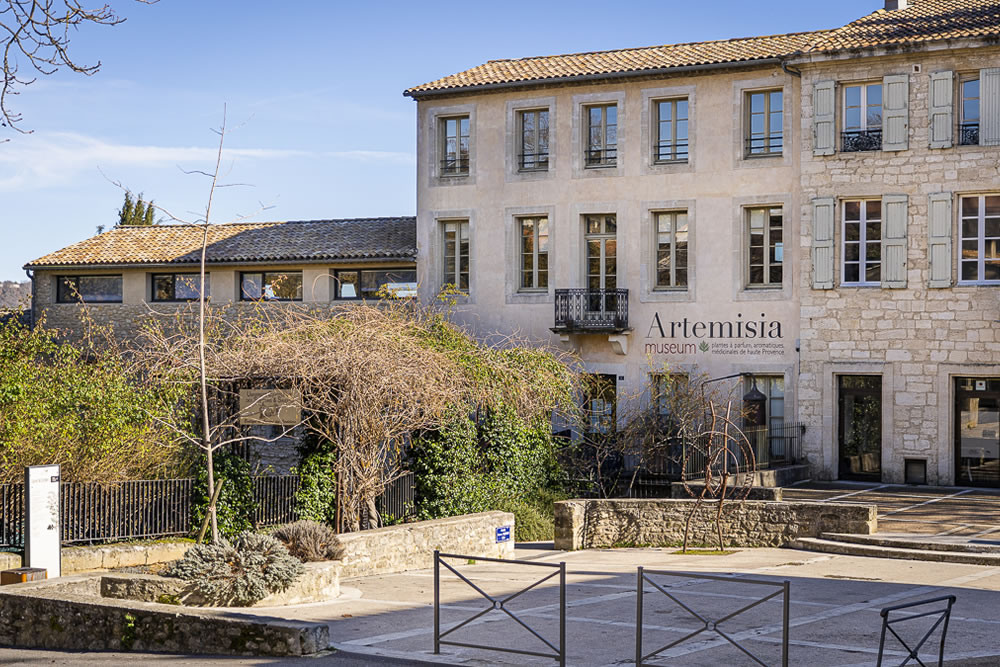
[24,268,34,328]
[780,60,801,78]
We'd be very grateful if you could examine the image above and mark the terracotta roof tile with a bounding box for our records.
[404,31,830,96]
[24,218,417,269]
[405,1,1000,97]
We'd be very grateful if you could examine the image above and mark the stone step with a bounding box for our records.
[788,537,1000,566]
[821,532,1000,554]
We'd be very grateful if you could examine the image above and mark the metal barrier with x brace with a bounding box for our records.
[433,550,567,666]
[635,567,790,667]
[876,595,956,667]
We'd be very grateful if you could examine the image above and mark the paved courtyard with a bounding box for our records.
[782,481,1000,541]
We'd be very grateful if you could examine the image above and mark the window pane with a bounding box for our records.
[867,84,882,106]
[845,264,860,283]
[338,271,359,298]
[964,100,980,122]
[264,272,302,300]
[241,273,262,300]
[866,200,881,220]
[865,262,881,282]
[845,86,861,107]
[963,197,979,217]
[845,222,861,242]
[605,105,617,125]
[845,243,860,261]
[153,275,173,301]
[76,276,121,302]
[769,91,782,111]
[866,222,881,241]
[174,274,207,300]
[845,201,861,221]
[962,261,979,281]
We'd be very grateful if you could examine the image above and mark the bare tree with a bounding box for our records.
[1,1,155,131]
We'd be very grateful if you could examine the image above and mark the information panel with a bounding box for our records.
[25,464,61,578]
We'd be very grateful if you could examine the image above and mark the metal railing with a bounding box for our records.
[553,288,629,333]
[877,595,956,667]
[584,147,617,167]
[959,122,980,146]
[842,128,883,152]
[655,140,689,162]
[518,152,549,170]
[440,157,469,175]
[745,134,783,156]
[636,568,789,667]
[0,473,416,547]
[434,551,566,666]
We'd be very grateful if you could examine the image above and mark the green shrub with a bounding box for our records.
[271,520,342,562]
[292,434,337,524]
[164,532,303,606]
[191,450,254,539]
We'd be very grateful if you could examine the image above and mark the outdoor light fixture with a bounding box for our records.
[700,372,767,427]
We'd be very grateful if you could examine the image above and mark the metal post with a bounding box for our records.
[559,561,566,667]
[433,550,440,655]
[782,580,790,667]
[635,566,644,667]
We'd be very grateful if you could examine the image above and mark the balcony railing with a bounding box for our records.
[518,152,549,171]
[744,134,783,156]
[552,288,629,333]
[960,122,980,146]
[841,129,882,152]
[584,147,617,167]
[654,140,689,162]
[440,157,469,175]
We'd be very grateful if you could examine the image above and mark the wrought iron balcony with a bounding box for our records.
[654,140,689,162]
[440,157,469,175]
[744,134,783,157]
[841,129,882,152]
[552,288,629,334]
[960,122,980,146]
[518,152,549,171]
[584,147,617,167]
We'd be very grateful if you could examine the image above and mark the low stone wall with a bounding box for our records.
[0,540,194,576]
[0,576,328,656]
[100,561,341,607]
[669,484,782,500]
[554,499,876,550]
[337,511,515,578]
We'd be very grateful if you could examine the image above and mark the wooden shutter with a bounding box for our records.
[882,74,909,151]
[928,193,953,288]
[928,71,954,149]
[980,67,1000,146]
[812,198,835,289]
[881,194,908,288]
[813,80,836,156]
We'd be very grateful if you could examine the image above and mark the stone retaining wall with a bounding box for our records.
[337,511,515,578]
[554,499,876,550]
[0,575,328,656]
[1,540,194,577]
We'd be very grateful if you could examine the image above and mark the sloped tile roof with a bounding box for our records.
[808,0,1000,52]
[405,1,1000,97]
[405,31,829,96]
[24,218,417,269]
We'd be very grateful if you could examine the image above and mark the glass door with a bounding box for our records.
[955,378,1000,487]
[838,375,882,481]
[584,214,617,321]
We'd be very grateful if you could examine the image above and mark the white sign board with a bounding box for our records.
[25,464,61,578]
[239,389,302,426]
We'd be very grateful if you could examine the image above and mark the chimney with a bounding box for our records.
[885,0,909,9]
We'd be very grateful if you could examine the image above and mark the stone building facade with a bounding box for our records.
[794,42,1000,485]
[406,0,1000,486]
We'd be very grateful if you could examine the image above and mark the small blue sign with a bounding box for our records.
[496,526,511,543]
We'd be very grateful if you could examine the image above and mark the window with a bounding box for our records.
[747,207,783,287]
[240,271,303,301]
[585,374,616,434]
[745,375,785,430]
[585,104,617,167]
[56,275,122,303]
[959,195,1000,284]
[518,109,549,171]
[152,273,209,302]
[442,220,470,291]
[654,211,688,289]
[652,373,688,417]
[842,83,883,151]
[654,98,688,162]
[519,216,549,291]
[960,77,981,146]
[745,90,782,156]
[842,200,882,285]
[440,115,470,175]
[334,268,417,299]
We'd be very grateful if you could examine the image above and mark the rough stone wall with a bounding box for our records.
[0,575,328,655]
[1,540,194,576]
[336,511,515,578]
[797,48,1000,484]
[553,499,876,550]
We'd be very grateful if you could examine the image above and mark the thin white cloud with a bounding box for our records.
[325,150,415,165]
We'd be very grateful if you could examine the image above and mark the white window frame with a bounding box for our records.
[841,199,882,287]
[653,210,688,290]
[960,76,981,146]
[958,194,1000,285]
[441,219,470,291]
[518,216,549,292]
[517,108,549,171]
[746,206,783,288]
[744,89,783,157]
[584,104,617,167]
[843,82,883,133]
[439,115,470,176]
[654,97,689,163]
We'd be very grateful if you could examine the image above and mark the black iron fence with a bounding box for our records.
[842,128,883,152]
[959,122,980,146]
[553,288,629,333]
[0,472,416,549]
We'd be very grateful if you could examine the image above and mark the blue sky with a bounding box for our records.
[1,0,882,281]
